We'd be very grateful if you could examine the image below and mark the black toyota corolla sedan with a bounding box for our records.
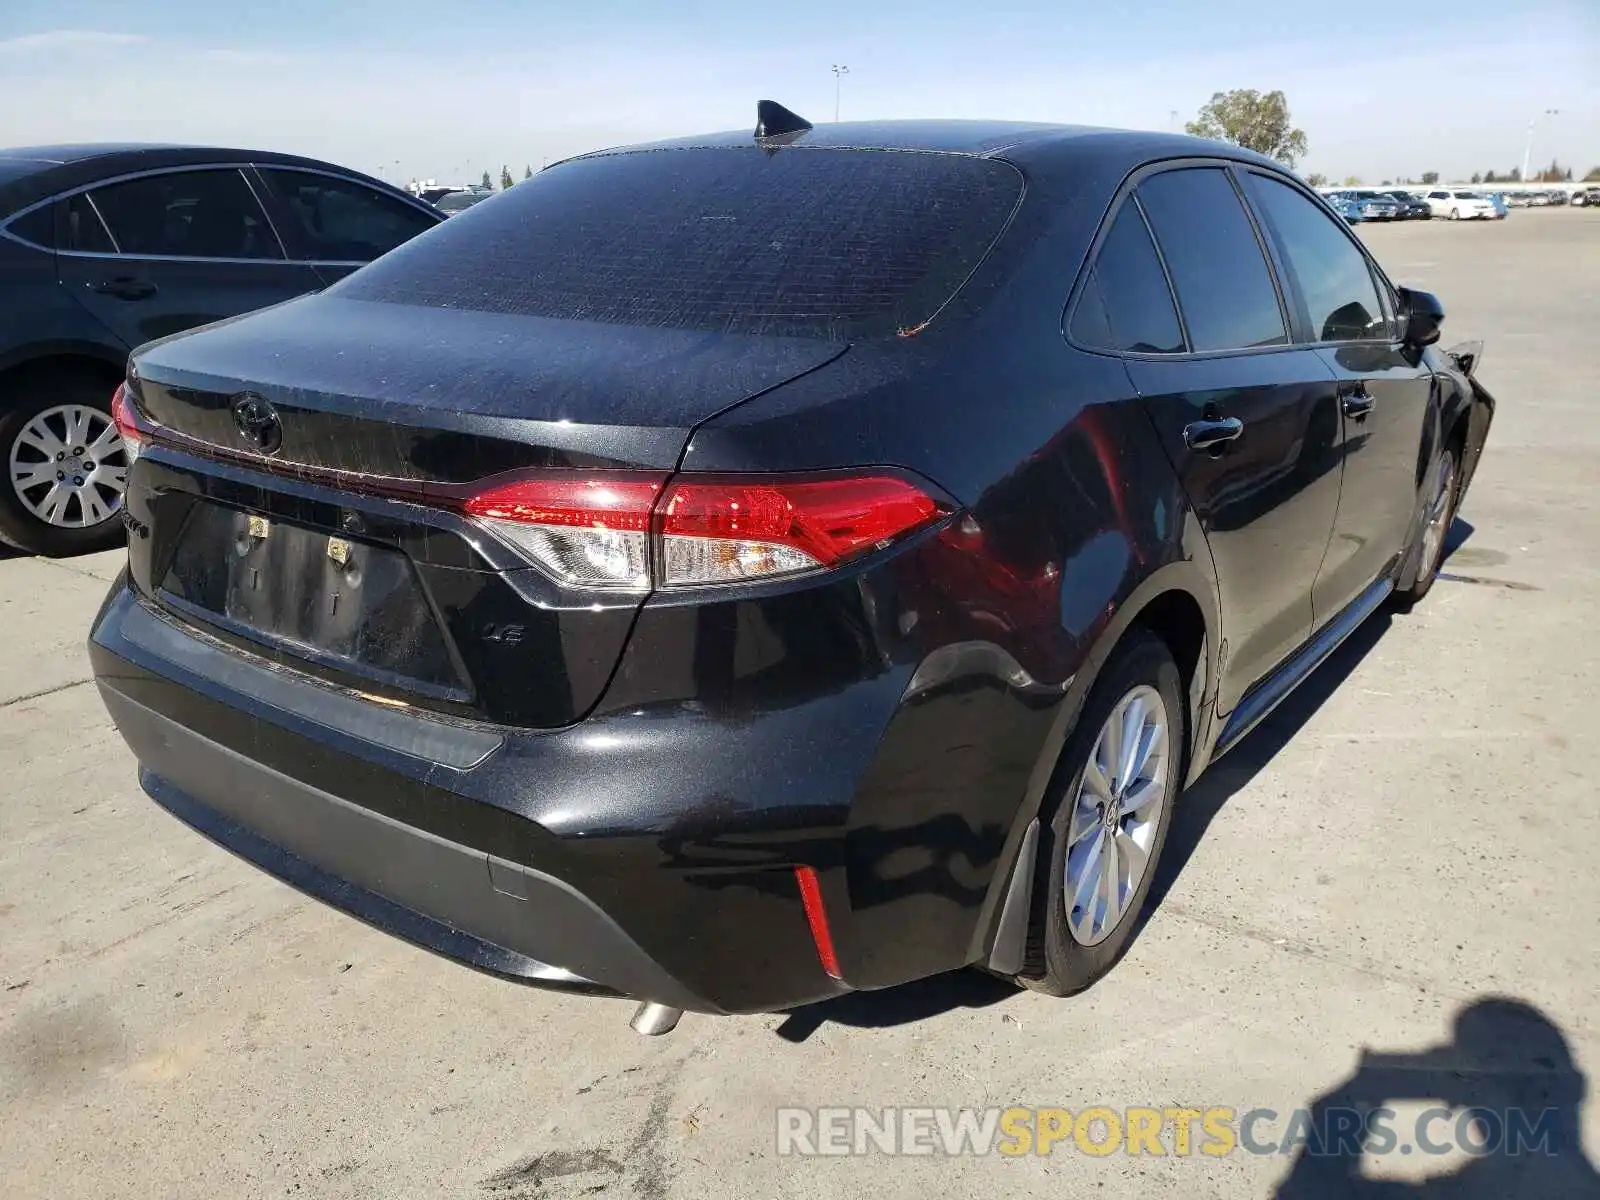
[90,105,1494,1033]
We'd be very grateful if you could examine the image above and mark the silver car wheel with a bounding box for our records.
[1064,684,1170,947]
[8,404,128,529]
[1419,453,1457,580]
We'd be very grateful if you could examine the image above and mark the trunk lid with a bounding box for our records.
[131,293,846,477]
[123,293,846,729]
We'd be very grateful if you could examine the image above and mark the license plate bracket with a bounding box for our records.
[158,502,468,699]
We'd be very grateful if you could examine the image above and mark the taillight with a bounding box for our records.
[110,383,146,462]
[463,477,662,591]
[462,471,947,590]
[658,476,942,586]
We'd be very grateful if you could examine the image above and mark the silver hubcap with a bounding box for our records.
[8,404,127,529]
[1419,455,1456,578]
[1065,684,1169,946]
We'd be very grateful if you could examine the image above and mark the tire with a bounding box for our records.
[1394,441,1460,608]
[1020,629,1185,996]
[1449,207,1460,220]
[0,369,129,557]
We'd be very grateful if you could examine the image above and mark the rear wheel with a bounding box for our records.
[1021,630,1184,996]
[1450,207,1461,220]
[0,371,129,556]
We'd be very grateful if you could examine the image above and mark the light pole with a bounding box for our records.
[1522,108,1559,184]
[832,64,850,123]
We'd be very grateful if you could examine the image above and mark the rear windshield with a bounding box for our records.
[335,147,1023,340]
[1452,192,1482,199]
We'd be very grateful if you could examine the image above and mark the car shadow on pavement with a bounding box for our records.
[1146,514,1474,920]
[773,967,1015,1043]
[1272,995,1600,1197]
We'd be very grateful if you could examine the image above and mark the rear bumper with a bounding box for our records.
[90,585,866,1014]
[101,686,703,1008]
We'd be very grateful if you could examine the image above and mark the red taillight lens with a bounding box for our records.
[463,477,662,591]
[110,383,146,462]
[461,471,946,591]
[658,476,943,585]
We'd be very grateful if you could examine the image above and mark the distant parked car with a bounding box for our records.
[1547,190,1568,207]
[1328,195,1365,224]
[1424,190,1497,220]
[1382,191,1431,220]
[1572,188,1600,208]
[434,188,493,216]
[0,143,442,555]
[1526,191,1552,207]
[1505,192,1531,208]
[1329,190,1401,221]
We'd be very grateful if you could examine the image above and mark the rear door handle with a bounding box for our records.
[1182,417,1244,451]
[1340,388,1375,420]
[90,277,158,300]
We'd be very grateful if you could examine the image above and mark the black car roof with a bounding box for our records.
[573,118,1286,181]
[0,143,409,217]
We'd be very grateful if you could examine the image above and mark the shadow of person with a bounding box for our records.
[1274,997,1599,1198]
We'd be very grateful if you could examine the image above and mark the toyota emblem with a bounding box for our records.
[230,393,282,454]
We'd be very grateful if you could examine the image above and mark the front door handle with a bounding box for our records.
[1183,416,1244,452]
[90,277,158,301]
[1340,389,1375,420]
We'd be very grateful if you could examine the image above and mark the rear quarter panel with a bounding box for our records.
[669,171,1223,985]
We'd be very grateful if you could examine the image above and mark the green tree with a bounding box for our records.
[480,170,492,189]
[1185,89,1309,167]
[1471,172,1482,184]
[500,164,514,190]
[1381,179,1393,186]
[1585,167,1600,182]
[524,164,533,180]
[1306,172,1328,188]
[1342,174,1362,187]
[1421,171,1440,185]
[1484,170,1498,183]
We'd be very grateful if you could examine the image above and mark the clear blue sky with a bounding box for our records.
[3,1,1596,185]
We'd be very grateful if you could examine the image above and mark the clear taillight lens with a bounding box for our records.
[110,382,146,463]
[461,472,946,590]
[463,477,662,591]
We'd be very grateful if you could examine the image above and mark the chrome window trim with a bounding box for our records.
[237,167,290,259]
[0,159,434,260]
[82,191,121,254]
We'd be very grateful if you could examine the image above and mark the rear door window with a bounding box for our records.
[89,169,283,259]
[1070,202,1184,354]
[1136,167,1288,352]
[255,169,436,261]
[336,147,1023,340]
[61,194,117,253]
[1243,173,1386,343]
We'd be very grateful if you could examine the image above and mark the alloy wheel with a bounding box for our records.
[1064,684,1170,946]
[8,404,128,529]
[1418,454,1457,580]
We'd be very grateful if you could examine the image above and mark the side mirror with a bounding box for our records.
[1397,286,1444,347]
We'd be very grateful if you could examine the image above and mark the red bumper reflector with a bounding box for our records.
[794,865,841,979]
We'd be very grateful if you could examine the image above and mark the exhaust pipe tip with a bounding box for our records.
[630,1001,684,1036]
